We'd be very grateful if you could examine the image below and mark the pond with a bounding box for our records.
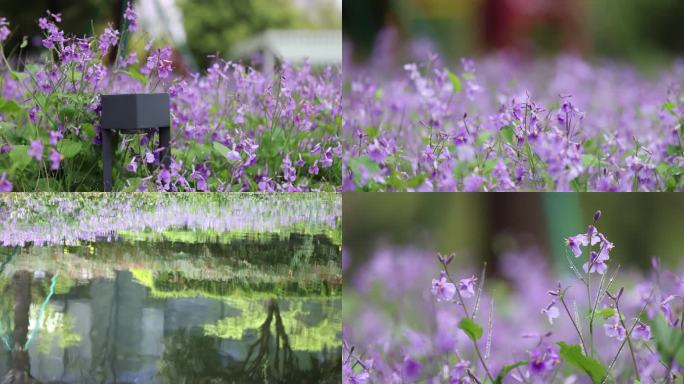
[0,194,342,384]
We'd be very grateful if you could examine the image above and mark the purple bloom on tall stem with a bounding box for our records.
[402,357,422,381]
[48,130,62,145]
[541,302,559,324]
[0,17,10,43]
[127,157,138,173]
[528,343,560,376]
[124,1,138,32]
[449,361,471,384]
[28,139,44,161]
[458,276,477,298]
[98,25,119,55]
[48,148,62,170]
[463,175,484,192]
[432,271,456,302]
[0,172,11,192]
[632,321,651,341]
[604,314,626,341]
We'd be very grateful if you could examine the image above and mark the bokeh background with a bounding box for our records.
[0,0,341,71]
[344,0,684,68]
[344,193,684,278]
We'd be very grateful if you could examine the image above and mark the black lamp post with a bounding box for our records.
[100,93,171,191]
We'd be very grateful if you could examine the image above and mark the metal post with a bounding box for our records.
[159,126,170,168]
[102,128,113,192]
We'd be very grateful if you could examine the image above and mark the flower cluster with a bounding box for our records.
[343,52,684,191]
[343,211,684,383]
[0,10,340,192]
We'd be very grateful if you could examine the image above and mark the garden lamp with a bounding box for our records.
[100,93,171,191]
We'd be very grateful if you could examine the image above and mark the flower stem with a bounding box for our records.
[559,294,588,355]
[443,267,494,383]
[615,302,640,382]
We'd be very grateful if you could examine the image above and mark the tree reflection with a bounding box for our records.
[1,271,37,384]
[159,299,341,383]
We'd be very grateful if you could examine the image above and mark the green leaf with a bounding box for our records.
[127,66,148,85]
[347,155,381,187]
[458,318,483,341]
[476,131,493,146]
[651,313,684,367]
[0,99,22,115]
[558,342,607,383]
[494,361,527,384]
[57,139,83,159]
[448,71,462,93]
[594,307,615,319]
[500,125,515,145]
[9,145,32,172]
[582,154,599,167]
[82,123,95,140]
[212,141,230,158]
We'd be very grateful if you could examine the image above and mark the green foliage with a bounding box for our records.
[558,342,607,383]
[458,318,483,341]
[651,313,684,368]
[494,361,527,384]
[447,70,462,93]
[179,0,307,67]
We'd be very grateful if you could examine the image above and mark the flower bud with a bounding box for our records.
[593,210,602,223]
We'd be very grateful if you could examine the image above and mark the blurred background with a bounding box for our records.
[344,193,684,277]
[0,0,342,71]
[343,0,684,68]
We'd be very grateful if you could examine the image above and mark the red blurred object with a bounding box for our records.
[482,0,587,54]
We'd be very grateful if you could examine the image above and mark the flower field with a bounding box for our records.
[343,55,684,191]
[343,212,684,383]
[0,9,341,192]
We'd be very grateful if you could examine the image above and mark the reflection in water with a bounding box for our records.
[0,194,342,383]
[0,240,341,382]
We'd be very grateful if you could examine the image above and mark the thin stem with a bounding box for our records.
[443,267,494,382]
[615,302,640,381]
[603,290,653,383]
[559,293,588,355]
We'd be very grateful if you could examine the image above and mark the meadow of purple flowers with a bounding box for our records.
[343,53,684,191]
[343,212,684,383]
[0,8,341,192]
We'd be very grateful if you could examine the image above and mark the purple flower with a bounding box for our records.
[458,276,477,298]
[98,25,119,55]
[565,225,603,258]
[463,175,483,192]
[308,160,319,175]
[142,47,173,79]
[124,2,138,32]
[431,271,456,302]
[604,314,626,341]
[367,139,387,163]
[0,17,10,43]
[583,251,608,275]
[127,157,138,173]
[528,344,560,375]
[281,155,297,183]
[632,321,651,341]
[48,148,62,170]
[144,151,155,164]
[28,139,44,161]
[226,148,241,162]
[321,148,334,167]
[402,357,421,381]
[0,172,12,192]
[48,130,62,145]
[449,361,471,384]
[541,302,559,325]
